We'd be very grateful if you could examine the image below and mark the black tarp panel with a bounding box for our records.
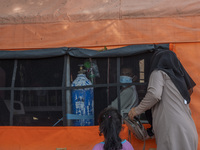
[0,44,169,59]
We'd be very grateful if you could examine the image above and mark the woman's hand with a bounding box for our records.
[128,107,137,120]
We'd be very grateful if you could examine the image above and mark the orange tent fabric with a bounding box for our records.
[1,0,200,49]
[0,0,200,150]
[0,125,156,150]
[172,43,200,150]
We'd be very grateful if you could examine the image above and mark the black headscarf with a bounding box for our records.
[149,49,196,104]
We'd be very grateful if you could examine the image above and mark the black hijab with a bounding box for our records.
[150,49,196,104]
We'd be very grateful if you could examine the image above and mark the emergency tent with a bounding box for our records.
[0,0,200,150]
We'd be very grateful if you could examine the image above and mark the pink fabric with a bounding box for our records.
[92,140,134,150]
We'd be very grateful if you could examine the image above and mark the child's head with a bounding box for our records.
[98,107,122,150]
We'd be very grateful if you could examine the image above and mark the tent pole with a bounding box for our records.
[117,58,121,113]
[10,59,18,126]
[66,55,71,126]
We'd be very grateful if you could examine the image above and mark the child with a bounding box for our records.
[92,107,134,150]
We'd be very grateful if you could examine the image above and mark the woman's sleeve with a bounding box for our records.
[134,70,165,115]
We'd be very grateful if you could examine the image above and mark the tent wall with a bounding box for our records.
[0,43,199,150]
[1,0,200,50]
[0,125,156,150]
[173,42,200,150]
[1,16,200,50]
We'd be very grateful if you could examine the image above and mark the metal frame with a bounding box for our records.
[0,55,147,126]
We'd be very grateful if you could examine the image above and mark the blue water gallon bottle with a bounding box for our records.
[71,65,94,126]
